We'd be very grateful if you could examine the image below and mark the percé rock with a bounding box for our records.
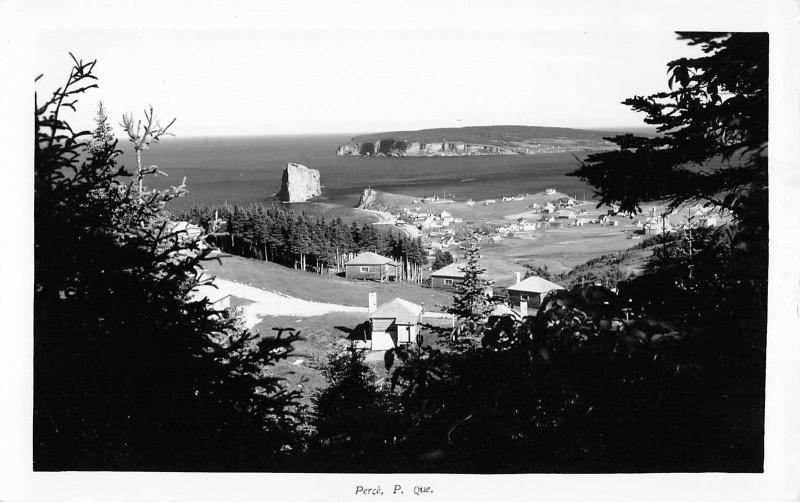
[277,162,321,202]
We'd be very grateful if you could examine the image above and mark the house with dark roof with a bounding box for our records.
[507,274,565,313]
[368,297,424,350]
[429,262,466,290]
[345,251,399,281]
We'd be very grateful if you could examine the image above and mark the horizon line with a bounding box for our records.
[151,124,657,140]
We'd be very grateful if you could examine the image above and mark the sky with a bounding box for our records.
[35,29,700,137]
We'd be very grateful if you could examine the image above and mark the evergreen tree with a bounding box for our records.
[569,32,767,243]
[432,249,454,271]
[85,101,116,156]
[34,56,299,471]
[447,234,494,327]
[306,344,401,471]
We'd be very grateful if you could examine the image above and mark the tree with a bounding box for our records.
[85,101,116,156]
[121,103,176,196]
[569,32,768,471]
[431,249,453,271]
[34,55,299,470]
[305,343,402,471]
[569,32,767,241]
[447,234,493,328]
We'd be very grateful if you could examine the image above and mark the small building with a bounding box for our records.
[643,216,673,235]
[345,251,399,281]
[430,262,466,290]
[507,274,565,312]
[545,188,557,195]
[369,297,424,350]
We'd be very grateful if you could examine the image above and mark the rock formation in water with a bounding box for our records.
[276,162,321,202]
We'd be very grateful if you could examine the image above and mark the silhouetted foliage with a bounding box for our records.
[446,234,494,327]
[570,32,767,243]
[303,344,403,472]
[34,55,299,471]
[297,32,766,473]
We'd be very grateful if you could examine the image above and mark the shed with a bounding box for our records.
[507,275,565,311]
[345,251,399,281]
[430,262,466,290]
[369,298,424,350]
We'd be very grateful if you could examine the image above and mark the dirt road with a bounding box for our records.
[195,278,368,329]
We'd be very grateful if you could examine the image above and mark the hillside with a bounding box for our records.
[338,125,627,157]
[202,254,452,309]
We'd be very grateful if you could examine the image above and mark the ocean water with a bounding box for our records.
[119,135,596,214]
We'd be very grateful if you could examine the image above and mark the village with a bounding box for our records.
[27,22,774,481]
[186,186,726,367]
[359,187,724,278]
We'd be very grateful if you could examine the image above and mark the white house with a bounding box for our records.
[368,297,424,350]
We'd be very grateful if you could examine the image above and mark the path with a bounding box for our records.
[195,278,368,329]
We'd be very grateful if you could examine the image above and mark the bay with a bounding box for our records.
[119,135,596,214]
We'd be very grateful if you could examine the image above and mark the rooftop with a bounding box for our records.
[430,262,466,278]
[346,251,398,266]
[370,297,423,324]
[507,276,565,294]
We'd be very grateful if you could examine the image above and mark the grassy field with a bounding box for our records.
[202,254,453,309]
[360,190,722,281]
[200,255,458,405]
[366,191,646,280]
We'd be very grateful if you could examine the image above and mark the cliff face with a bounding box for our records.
[356,187,379,209]
[277,163,321,202]
[337,139,528,157]
[336,125,622,157]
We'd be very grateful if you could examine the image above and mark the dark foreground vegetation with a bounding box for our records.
[34,32,766,472]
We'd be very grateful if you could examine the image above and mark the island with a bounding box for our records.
[336,125,622,157]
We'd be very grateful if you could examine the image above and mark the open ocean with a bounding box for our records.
[119,135,596,214]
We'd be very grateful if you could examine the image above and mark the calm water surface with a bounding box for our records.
[119,135,596,213]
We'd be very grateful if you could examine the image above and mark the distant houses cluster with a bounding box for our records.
[399,208,463,229]
[343,250,564,351]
